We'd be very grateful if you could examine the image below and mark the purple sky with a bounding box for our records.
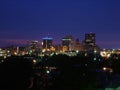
[0,0,120,49]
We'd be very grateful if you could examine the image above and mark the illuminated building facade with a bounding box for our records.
[6,46,19,55]
[62,35,74,51]
[42,37,53,51]
[54,44,62,52]
[0,48,6,57]
[30,40,39,52]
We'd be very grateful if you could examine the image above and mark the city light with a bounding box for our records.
[102,67,113,73]
[103,67,107,71]
[46,70,50,74]
[33,59,37,64]
[0,0,120,89]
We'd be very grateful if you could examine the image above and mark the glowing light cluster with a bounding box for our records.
[100,51,111,58]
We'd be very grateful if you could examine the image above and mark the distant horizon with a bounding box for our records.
[0,33,119,49]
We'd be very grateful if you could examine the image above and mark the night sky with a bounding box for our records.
[0,0,120,49]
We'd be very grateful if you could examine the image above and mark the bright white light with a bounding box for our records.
[94,50,97,53]
[46,70,50,74]
[42,49,46,52]
[33,60,37,63]
[107,54,111,58]
[41,42,43,45]
[103,67,107,71]
[76,50,79,53]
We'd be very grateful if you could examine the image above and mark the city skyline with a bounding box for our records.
[0,0,120,49]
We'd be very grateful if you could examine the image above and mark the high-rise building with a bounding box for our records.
[30,40,39,51]
[84,32,96,50]
[85,32,96,46]
[62,35,74,51]
[74,38,84,51]
[26,40,39,55]
[42,37,53,51]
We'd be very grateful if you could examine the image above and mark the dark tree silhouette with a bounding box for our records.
[0,57,34,90]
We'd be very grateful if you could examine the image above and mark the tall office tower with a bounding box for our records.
[74,38,84,51]
[85,32,96,46]
[42,37,53,51]
[62,35,74,51]
[84,32,96,50]
[30,40,39,52]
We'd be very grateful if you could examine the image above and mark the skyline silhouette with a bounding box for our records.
[0,0,120,48]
